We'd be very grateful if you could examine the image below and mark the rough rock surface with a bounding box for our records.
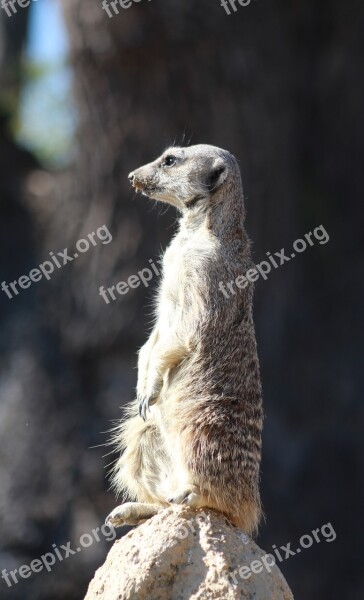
[85,506,294,600]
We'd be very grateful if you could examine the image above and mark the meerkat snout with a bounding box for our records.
[128,168,152,193]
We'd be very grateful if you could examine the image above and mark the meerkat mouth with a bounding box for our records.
[132,180,158,196]
[131,180,147,192]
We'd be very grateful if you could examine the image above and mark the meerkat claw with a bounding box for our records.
[138,397,150,420]
[138,397,148,420]
[168,487,202,506]
[138,394,157,420]
[168,492,189,504]
[105,515,114,527]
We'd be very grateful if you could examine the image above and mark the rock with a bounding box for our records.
[84,506,294,600]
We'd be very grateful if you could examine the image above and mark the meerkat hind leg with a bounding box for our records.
[106,502,163,527]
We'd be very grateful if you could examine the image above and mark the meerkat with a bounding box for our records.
[106,144,263,535]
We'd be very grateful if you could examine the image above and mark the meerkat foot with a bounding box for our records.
[105,502,162,527]
[168,486,204,508]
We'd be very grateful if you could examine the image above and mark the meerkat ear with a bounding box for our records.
[206,157,227,192]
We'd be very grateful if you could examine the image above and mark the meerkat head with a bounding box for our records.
[128,144,241,213]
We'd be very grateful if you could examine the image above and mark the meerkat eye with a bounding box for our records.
[162,155,177,167]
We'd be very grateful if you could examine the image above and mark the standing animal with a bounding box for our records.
[106,144,263,535]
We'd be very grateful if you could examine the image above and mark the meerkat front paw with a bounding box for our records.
[138,391,158,420]
[137,380,162,420]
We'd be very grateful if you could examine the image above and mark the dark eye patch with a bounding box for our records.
[162,155,177,167]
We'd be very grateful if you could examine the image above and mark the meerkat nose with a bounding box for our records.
[128,172,135,182]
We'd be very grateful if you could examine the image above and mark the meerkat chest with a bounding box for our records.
[159,230,217,310]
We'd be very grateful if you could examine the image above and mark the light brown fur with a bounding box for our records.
[107,145,263,535]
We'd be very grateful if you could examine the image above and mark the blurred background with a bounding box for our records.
[0,0,363,598]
